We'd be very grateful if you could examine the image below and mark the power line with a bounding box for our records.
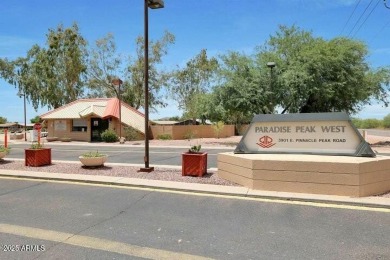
[348,0,374,37]
[352,0,381,38]
[340,0,361,35]
[371,18,390,42]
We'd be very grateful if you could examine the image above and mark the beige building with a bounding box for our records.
[40,98,145,142]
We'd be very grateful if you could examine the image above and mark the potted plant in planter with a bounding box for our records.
[182,145,208,177]
[25,141,52,167]
[79,150,108,167]
[0,145,10,160]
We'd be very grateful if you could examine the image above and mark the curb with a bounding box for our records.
[0,169,389,210]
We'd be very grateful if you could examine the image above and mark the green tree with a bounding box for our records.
[383,114,390,128]
[209,51,271,124]
[0,59,14,80]
[208,85,254,124]
[0,117,7,124]
[169,49,218,121]
[180,92,209,123]
[30,116,40,124]
[1,23,87,110]
[86,31,175,111]
[167,116,181,121]
[125,31,175,110]
[86,33,123,98]
[257,25,390,113]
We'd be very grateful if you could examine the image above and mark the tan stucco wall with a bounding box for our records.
[151,125,235,140]
[218,152,390,197]
[46,118,91,142]
[109,118,120,135]
[45,117,144,142]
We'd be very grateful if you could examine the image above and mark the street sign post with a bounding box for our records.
[33,123,42,144]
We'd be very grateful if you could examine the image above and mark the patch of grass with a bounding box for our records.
[157,134,172,140]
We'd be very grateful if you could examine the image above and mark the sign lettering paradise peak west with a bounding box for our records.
[235,112,375,157]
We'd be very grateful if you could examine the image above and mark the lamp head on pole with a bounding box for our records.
[17,91,25,98]
[148,0,164,9]
[111,78,123,98]
[267,62,276,69]
[111,78,123,86]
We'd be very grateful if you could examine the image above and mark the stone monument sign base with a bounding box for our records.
[218,152,390,197]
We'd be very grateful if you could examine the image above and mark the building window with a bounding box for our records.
[72,119,87,132]
[54,120,67,131]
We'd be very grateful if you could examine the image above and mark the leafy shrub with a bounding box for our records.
[189,145,202,153]
[184,130,196,140]
[383,114,390,128]
[212,121,225,139]
[101,129,118,143]
[157,134,172,140]
[351,118,382,129]
[30,141,44,149]
[60,137,71,142]
[361,119,383,129]
[124,126,141,141]
[0,145,10,155]
[81,150,105,157]
[351,118,363,129]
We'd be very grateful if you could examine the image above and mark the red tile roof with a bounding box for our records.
[102,98,120,119]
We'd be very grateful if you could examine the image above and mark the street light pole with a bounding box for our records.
[23,93,26,141]
[140,0,164,173]
[112,78,123,143]
[267,62,276,114]
[18,92,27,141]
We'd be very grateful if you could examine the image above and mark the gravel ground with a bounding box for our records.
[0,160,239,186]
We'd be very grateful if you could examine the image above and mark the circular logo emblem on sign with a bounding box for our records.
[257,136,275,148]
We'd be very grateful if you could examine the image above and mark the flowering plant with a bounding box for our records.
[30,141,44,149]
[0,145,10,154]
[188,145,202,153]
[81,150,106,158]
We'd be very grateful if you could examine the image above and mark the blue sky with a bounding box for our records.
[1,0,390,123]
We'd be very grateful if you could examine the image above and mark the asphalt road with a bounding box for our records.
[365,129,390,137]
[0,178,389,260]
[5,143,234,168]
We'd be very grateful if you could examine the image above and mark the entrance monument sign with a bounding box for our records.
[219,112,388,197]
[235,112,375,157]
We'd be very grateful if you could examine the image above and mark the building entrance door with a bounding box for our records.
[91,118,109,142]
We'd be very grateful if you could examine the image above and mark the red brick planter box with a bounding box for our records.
[25,148,52,167]
[182,152,208,177]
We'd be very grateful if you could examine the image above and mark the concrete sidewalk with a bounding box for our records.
[0,164,389,210]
